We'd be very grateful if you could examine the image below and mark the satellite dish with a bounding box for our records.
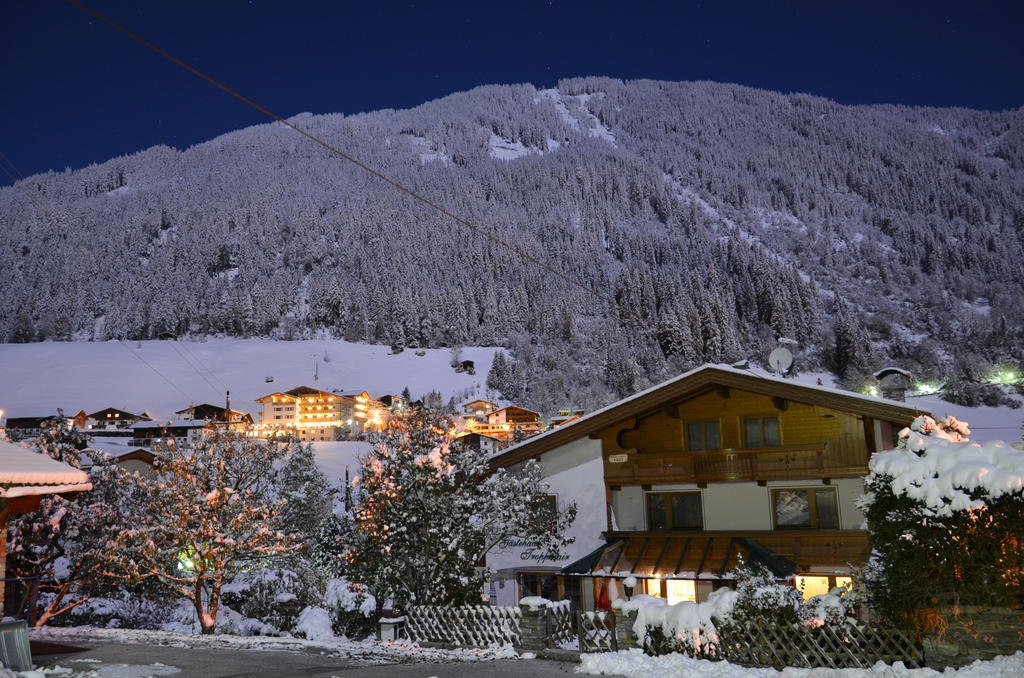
[768,347,794,374]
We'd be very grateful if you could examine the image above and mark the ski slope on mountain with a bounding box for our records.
[0,339,497,421]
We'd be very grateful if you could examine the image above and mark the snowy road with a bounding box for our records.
[31,640,596,678]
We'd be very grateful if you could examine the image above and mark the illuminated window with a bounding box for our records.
[666,579,696,604]
[643,579,662,597]
[794,575,853,601]
[646,492,702,530]
[772,488,839,529]
[686,421,721,451]
[743,416,780,447]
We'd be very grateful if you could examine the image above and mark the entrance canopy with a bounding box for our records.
[562,534,797,579]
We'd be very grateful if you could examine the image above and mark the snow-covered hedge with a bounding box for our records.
[861,416,1024,629]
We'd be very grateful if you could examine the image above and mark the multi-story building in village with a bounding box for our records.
[485,364,923,610]
[255,386,383,442]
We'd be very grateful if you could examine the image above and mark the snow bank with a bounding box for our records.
[579,649,1024,678]
[866,416,1024,516]
[294,606,334,641]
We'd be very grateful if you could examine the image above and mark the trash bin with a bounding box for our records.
[0,620,32,671]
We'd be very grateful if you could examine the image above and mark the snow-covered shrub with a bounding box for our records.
[221,568,305,634]
[861,415,1024,632]
[797,591,848,628]
[614,588,737,658]
[323,577,377,638]
[59,591,175,630]
[294,606,335,641]
[727,565,802,626]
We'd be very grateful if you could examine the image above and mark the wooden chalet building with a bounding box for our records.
[175,403,254,426]
[468,405,545,442]
[85,408,151,431]
[485,364,924,609]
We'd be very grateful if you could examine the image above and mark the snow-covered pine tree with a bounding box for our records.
[113,434,297,634]
[348,411,576,610]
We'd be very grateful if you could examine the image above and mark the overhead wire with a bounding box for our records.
[176,342,230,393]
[169,341,223,400]
[62,0,616,308]
[116,339,195,404]
[0,149,25,183]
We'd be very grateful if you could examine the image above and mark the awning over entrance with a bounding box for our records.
[561,534,797,579]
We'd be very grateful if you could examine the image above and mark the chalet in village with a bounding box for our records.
[485,364,925,610]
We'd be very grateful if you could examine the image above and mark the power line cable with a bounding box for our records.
[116,339,194,404]
[177,342,230,393]
[169,341,222,400]
[0,149,24,183]
[63,0,616,307]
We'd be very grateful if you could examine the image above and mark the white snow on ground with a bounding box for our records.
[0,339,496,422]
[23,661,180,677]
[488,133,538,160]
[578,649,1024,678]
[28,627,519,665]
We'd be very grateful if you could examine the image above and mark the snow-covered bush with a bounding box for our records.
[728,565,803,626]
[323,577,376,638]
[294,606,335,641]
[861,415,1024,631]
[221,568,305,634]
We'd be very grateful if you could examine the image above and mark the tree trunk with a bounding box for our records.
[194,581,216,635]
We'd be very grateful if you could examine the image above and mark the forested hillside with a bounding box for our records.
[2,77,1022,413]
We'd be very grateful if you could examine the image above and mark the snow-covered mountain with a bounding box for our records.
[2,77,1022,413]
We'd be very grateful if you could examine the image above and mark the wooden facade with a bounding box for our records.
[488,365,926,602]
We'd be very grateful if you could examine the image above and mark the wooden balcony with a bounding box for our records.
[588,530,871,576]
[604,443,867,485]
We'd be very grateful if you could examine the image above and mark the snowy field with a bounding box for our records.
[0,339,497,422]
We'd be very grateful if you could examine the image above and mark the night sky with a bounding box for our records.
[1,0,1021,186]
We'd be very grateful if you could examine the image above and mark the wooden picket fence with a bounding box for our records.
[405,605,521,647]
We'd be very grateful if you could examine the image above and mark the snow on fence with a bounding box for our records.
[546,600,574,648]
[711,621,923,669]
[405,605,521,647]
[579,610,617,653]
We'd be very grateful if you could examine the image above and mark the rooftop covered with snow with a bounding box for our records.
[0,439,92,499]
[490,363,929,468]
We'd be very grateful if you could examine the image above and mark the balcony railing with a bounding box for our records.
[605,443,866,484]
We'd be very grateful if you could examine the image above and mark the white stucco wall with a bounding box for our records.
[487,436,605,606]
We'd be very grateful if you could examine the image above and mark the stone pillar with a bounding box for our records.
[614,609,638,649]
[518,603,549,652]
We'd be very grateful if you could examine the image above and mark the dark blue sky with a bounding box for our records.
[1,0,1021,186]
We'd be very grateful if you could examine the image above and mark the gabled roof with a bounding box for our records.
[464,399,498,408]
[491,405,541,418]
[489,364,928,469]
[87,407,146,420]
